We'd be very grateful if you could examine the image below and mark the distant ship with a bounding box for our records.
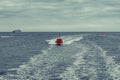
[12,30,22,33]
[55,33,63,45]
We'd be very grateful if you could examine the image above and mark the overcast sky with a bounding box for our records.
[0,0,120,32]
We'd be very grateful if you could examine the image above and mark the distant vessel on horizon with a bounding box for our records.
[12,30,22,33]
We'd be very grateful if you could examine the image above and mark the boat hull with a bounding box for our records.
[55,38,63,46]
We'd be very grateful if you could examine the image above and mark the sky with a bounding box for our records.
[0,0,120,32]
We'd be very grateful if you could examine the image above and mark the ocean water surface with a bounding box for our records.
[0,32,120,80]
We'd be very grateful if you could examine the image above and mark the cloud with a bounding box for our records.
[0,0,119,18]
[0,0,120,31]
[0,0,29,18]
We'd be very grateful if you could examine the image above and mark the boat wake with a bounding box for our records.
[60,42,120,80]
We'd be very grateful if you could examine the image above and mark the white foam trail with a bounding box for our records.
[95,46,120,80]
[60,47,84,80]
[46,35,83,45]
[60,43,120,80]
[0,36,13,38]
[0,45,54,80]
[60,45,98,80]
[103,54,120,79]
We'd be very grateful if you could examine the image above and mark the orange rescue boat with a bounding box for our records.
[55,34,63,45]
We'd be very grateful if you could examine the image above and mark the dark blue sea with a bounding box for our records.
[0,32,120,80]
